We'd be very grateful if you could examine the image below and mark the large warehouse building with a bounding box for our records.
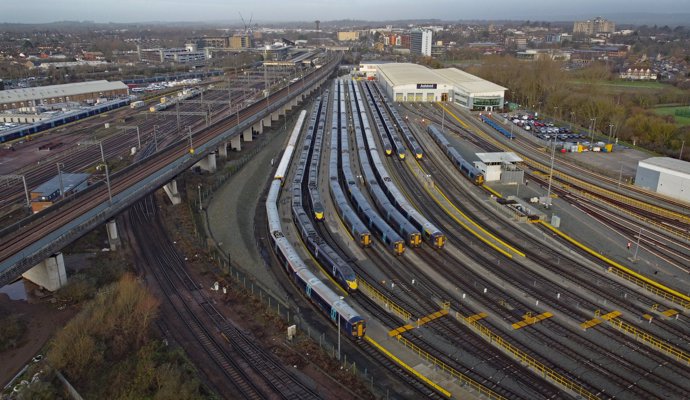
[634,157,690,202]
[366,63,506,110]
[0,80,129,111]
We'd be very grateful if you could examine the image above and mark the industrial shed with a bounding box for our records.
[0,80,129,110]
[372,63,506,110]
[635,157,690,202]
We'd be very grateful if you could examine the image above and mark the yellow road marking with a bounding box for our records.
[539,221,690,308]
[365,336,452,398]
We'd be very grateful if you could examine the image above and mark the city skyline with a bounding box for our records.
[2,0,690,24]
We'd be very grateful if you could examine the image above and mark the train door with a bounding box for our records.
[441,93,448,102]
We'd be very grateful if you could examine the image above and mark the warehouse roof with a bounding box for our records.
[476,152,523,164]
[0,80,128,103]
[376,63,507,94]
[434,68,507,94]
[32,173,90,197]
[639,157,690,176]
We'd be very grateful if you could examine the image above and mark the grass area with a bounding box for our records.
[653,105,690,126]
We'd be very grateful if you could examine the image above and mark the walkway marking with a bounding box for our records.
[482,184,503,198]
[388,324,414,337]
[464,312,488,323]
[643,313,654,322]
[600,310,622,321]
[538,220,690,310]
[388,309,449,337]
[580,318,602,330]
[511,312,553,330]
[364,336,452,398]
[662,309,679,318]
[457,310,598,399]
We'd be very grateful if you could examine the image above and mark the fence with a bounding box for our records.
[179,106,398,399]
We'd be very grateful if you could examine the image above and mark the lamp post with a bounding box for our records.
[570,111,575,130]
[197,184,202,211]
[546,137,556,208]
[78,139,112,204]
[99,141,112,205]
[153,124,159,152]
[56,162,65,199]
[680,140,685,160]
[632,227,643,262]
[608,124,614,145]
[1,175,31,209]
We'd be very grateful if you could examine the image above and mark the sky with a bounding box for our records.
[2,0,689,24]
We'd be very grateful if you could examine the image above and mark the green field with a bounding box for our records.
[653,105,690,126]
[569,79,684,95]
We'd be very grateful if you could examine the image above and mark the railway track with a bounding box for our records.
[0,55,340,272]
[368,94,690,398]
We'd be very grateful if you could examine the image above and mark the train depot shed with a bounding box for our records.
[364,62,506,111]
[475,152,523,183]
[634,157,690,202]
[0,80,129,111]
[31,173,90,213]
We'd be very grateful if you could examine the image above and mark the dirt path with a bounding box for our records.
[0,294,78,386]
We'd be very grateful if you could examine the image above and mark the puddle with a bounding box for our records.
[0,280,29,301]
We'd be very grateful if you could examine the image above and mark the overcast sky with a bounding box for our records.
[2,0,689,24]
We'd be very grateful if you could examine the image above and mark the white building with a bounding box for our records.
[635,157,690,202]
[411,29,432,57]
[475,152,523,182]
[372,63,506,110]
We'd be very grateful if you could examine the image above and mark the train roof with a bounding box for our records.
[475,152,523,164]
[0,80,129,103]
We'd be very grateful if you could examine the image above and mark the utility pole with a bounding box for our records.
[187,126,194,154]
[56,162,64,199]
[633,227,643,262]
[95,141,112,205]
[608,124,614,145]
[546,137,556,208]
[153,125,159,152]
[680,140,685,160]
[1,175,31,209]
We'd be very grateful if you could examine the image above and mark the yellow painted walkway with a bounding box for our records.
[511,312,553,329]
[389,309,449,337]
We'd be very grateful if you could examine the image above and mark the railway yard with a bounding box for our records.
[2,60,690,400]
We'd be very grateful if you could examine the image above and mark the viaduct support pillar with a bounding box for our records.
[218,142,228,158]
[195,153,217,173]
[230,135,241,151]
[106,219,120,251]
[242,128,253,142]
[252,121,263,135]
[22,253,67,292]
[263,116,272,128]
[163,179,182,205]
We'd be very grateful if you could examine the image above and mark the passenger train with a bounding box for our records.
[427,124,485,185]
[290,94,358,291]
[0,97,131,144]
[335,80,405,255]
[267,109,365,338]
[352,81,446,249]
[365,82,407,159]
[327,83,372,248]
[347,81,422,248]
[370,82,424,159]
